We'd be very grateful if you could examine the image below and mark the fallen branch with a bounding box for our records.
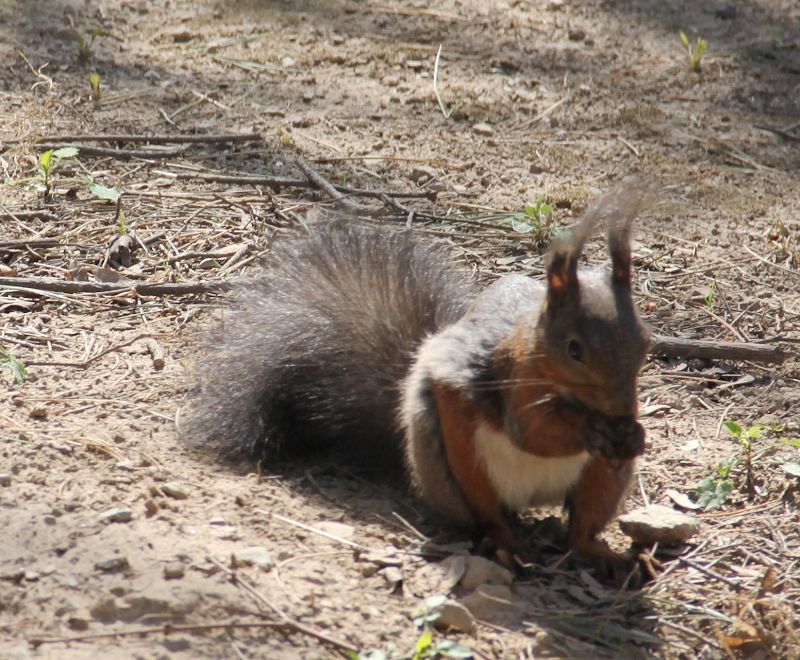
[28,619,357,653]
[2,132,261,146]
[0,238,61,249]
[158,170,436,199]
[296,156,375,214]
[0,210,59,222]
[650,334,787,364]
[29,144,189,160]
[0,276,230,297]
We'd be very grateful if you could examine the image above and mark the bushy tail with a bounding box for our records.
[180,220,475,465]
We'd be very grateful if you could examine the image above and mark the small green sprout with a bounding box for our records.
[75,28,113,64]
[89,71,102,102]
[499,198,556,246]
[37,147,78,200]
[679,31,708,72]
[1,345,27,384]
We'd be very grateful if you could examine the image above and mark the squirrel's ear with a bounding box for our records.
[608,220,633,288]
[546,243,579,302]
[606,177,657,288]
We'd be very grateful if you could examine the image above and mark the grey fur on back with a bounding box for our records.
[181,220,476,465]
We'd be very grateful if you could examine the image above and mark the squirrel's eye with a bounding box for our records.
[567,339,583,362]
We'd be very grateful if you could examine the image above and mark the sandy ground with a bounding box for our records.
[1,1,799,658]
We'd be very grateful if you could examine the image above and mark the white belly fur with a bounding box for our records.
[473,423,590,511]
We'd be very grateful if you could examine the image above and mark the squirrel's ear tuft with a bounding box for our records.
[546,242,579,303]
[606,176,658,288]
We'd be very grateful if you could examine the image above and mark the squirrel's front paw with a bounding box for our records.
[583,414,645,464]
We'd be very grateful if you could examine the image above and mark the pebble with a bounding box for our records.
[0,473,11,487]
[98,507,133,524]
[618,505,700,545]
[459,556,513,590]
[472,122,494,137]
[234,546,274,570]
[459,584,518,620]
[67,616,89,631]
[434,600,475,633]
[95,556,130,573]
[161,482,189,500]
[163,562,185,580]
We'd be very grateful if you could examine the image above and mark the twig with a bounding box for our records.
[296,156,374,214]
[27,144,189,160]
[0,276,231,297]
[25,333,161,369]
[650,334,787,364]
[208,558,357,653]
[433,45,453,119]
[743,245,800,279]
[0,211,60,222]
[270,512,365,549]
[3,132,260,145]
[0,238,61,249]
[29,619,356,653]
[156,170,436,199]
[753,124,800,143]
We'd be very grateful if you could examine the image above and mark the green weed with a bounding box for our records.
[679,31,707,73]
[1,345,27,384]
[75,28,113,64]
[499,198,556,247]
[37,147,78,200]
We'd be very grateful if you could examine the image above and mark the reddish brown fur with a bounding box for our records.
[567,455,635,577]
[501,328,588,458]
[431,384,516,549]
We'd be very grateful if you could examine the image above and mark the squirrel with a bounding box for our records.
[182,178,653,581]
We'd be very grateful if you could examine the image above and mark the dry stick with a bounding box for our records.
[649,334,787,364]
[29,620,355,652]
[433,44,454,119]
[0,276,231,296]
[160,170,436,199]
[3,132,261,145]
[0,238,61,249]
[28,144,189,160]
[296,156,375,214]
[0,211,59,222]
[208,558,358,653]
[753,124,800,142]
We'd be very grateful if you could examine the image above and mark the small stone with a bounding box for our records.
[315,521,355,540]
[459,556,513,590]
[171,28,194,43]
[95,556,130,573]
[568,29,586,42]
[67,617,89,631]
[472,123,494,137]
[380,566,404,592]
[163,562,185,580]
[281,56,296,68]
[0,473,11,486]
[43,515,57,526]
[161,482,189,500]
[618,505,700,546]
[434,600,475,633]
[410,165,437,184]
[90,597,119,622]
[98,507,133,524]
[459,584,518,620]
[234,546,273,570]
[406,60,424,71]
[29,407,48,420]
